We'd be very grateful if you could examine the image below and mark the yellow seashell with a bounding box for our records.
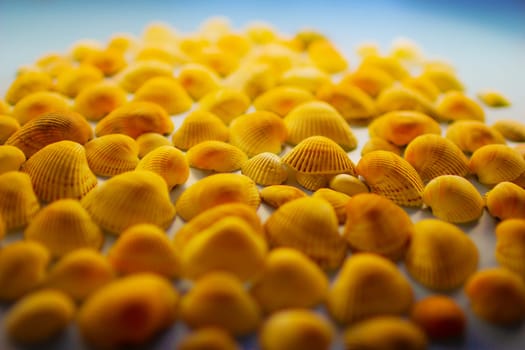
[69,39,103,62]
[82,48,127,76]
[224,62,277,100]
[136,132,172,157]
[285,101,357,151]
[291,29,326,51]
[360,55,410,80]
[250,248,328,313]
[186,140,247,173]
[0,171,40,231]
[278,66,331,93]
[357,150,424,207]
[343,193,413,261]
[402,75,441,102]
[485,182,525,220]
[376,86,438,119]
[360,137,402,156]
[229,111,287,157]
[495,219,525,279]
[56,64,104,97]
[405,219,479,291]
[294,172,329,191]
[34,52,73,78]
[217,32,252,57]
[5,70,53,105]
[78,273,179,348]
[172,110,229,150]
[446,120,506,153]
[465,268,525,325]
[177,327,240,350]
[492,119,525,142]
[44,248,115,302]
[142,21,177,44]
[423,175,484,223]
[410,295,466,340]
[136,145,189,189]
[515,143,525,159]
[245,43,298,76]
[313,188,351,224]
[437,91,485,122]
[0,215,5,240]
[4,289,75,344]
[0,145,26,174]
[85,134,139,177]
[116,59,174,92]
[241,152,288,186]
[477,90,511,108]
[82,170,176,233]
[95,101,174,139]
[368,110,441,147]
[0,115,20,144]
[176,173,260,221]
[253,85,315,117]
[340,67,394,98]
[134,44,186,67]
[198,88,251,124]
[317,83,377,122]
[329,173,369,196]
[24,199,104,258]
[0,241,50,301]
[327,253,413,324]
[307,39,347,74]
[134,76,193,115]
[193,46,239,77]
[264,197,347,270]
[180,271,261,336]
[469,144,525,186]
[245,21,278,44]
[107,33,137,54]
[421,65,464,92]
[12,91,70,125]
[259,185,307,208]
[74,82,128,121]
[178,63,221,100]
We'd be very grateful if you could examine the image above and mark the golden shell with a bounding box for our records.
[134,76,193,115]
[410,295,466,340]
[313,188,351,224]
[360,137,402,156]
[0,145,26,174]
[0,116,20,144]
[492,119,525,142]
[327,253,413,324]
[316,83,376,122]
[264,197,347,270]
[402,75,441,102]
[5,70,53,105]
[175,173,260,221]
[186,140,248,173]
[198,88,251,124]
[0,171,40,231]
[445,120,506,153]
[259,185,307,208]
[436,91,485,122]
[420,65,464,92]
[376,86,438,119]
[171,110,229,150]
[55,64,104,97]
[295,172,330,191]
[357,150,424,207]
[339,66,394,98]
[485,181,525,220]
[495,219,525,279]
[469,144,525,186]
[12,91,70,125]
[278,66,331,93]
[241,152,288,186]
[359,54,409,80]
[116,59,174,92]
[136,145,189,189]
[81,170,176,234]
[136,132,172,157]
[0,215,5,240]
[405,219,479,291]
[308,39,347,73]
[82,48,127,76]
[477,90,511,108]
[253,85,315,117]
[328,174,369,196]
[85,134,139,177]
[343,193,413,261]
[177,62,221,100]
[74,82,128,121]
[224,62,277,100]
[177,328,240,350]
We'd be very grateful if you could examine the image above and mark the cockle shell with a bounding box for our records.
[327,253,413,324]
[292,29,327,50]
[492,119,525,142]
[198,88,251,124]
[136,145,189,189]
[313,188,351,224]
[56,64,104,97]
[259,185,307,208]
[0,171,40,231]
[85,134,139,177]
[485,182,525,220]
[134,76,193,115]
[5,70,53,105]
[82,48,126,76]
[12,91,70,125]
[410,295,466,340]
[136,132,172,157]
[241,152,288,186]
[193,46,239,77]
[177,63,221,100]
[0,116,20,144]
[295,172,330,191]
[421,65,464,92]
[308,39,348,74]
[445,120,506,153]
[171,110,229,150]
[329,174,369,196]
[360,54,409,80]
[405,219,479,291]
[186,141,248,172]
[74,82,128,121]
[253,85,315,117]
[0,145,25,174]
[264,197,347,270]
[360,137,402,156]
[469,144,525,186]
[316,83,376,122]
[116,59,174,92]
[495,219,525,279]
[339,66,394,98]
[224,62,277,100]
[402,75,441,102]
[278,66,331,93]
[436,91,485,122]
[177,328,240,350]
[357,150,424,207]
[376,86,438,119]
[81,171,176,234]
[477,90,511,108]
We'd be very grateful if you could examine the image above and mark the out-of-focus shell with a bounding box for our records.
[469,144,525,186]
[0,99,11,114]
[82,48,127,76]
[477,90,511,108]
[360,55,409,80]
[177,63,221,100]
[21,140,97,202]
[241,152,288,186]
[486,182,525,220]
[329,174,369,196]
[446,120,506,153]
[495,219,525,279]
[85,134,139,177]
[421,65,463,92]
[56,65,104,97]
[344,193,413,261]
[278,66,330,93]
[253,85,315,117]
[95,101,174,138]
[405,219,479,291]
[402,76,441,102]
[376,86,438,119]
[436,91,485,122]
[224,62,277,100]
[357,150,424,207]
[0,171,40,231]
[308,39,348,73]
[327,253,413,324]
[176,173,260,221]
[0,116,20,144]
[193,46,239,77]
[492,119,525,142]
[81,170,176,233]
[316,83,376,122]
[74,82,128,121]
[172,110,229,150]
[180,272,261,336]
[134,76,193,115]
[339,67,394,98]
[186,141,247,172]
[136,132,172,157]
[264,197,347,270]
[5,71,53,105]
[12,91,70,125]
[198,88,251,124]
[116,60,174,92]
[465,268,525,325]
[360,137,402,156]
[259,185,307,208]
[136,145,189,189]
[177,328,240,350]
[313,188,351,224]
[0,145,25,174]
[410,295,466,340]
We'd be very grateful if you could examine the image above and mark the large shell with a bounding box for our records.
[85,134,139,177]
[357,150,424,207]
[405,219,479,291]
[116,60,174,92]
[5,70,53,105]
[360,137,402,156]
[177,328,240,350]
[0,145,26,174]
[316,83,376,122]
[264,197,347,270]
[81,170,176,234]
[495,219,525,279]
[469,144,525,186]
[492,119,525,142]
[241,152,288,186]
[178,63,221,100]
[259,185,307,208]
[313,188,351,224]
[308,39,348,73]
[327,253,413,324]
[134,76,193,115]
[436,91,485,122]
[376,86,438,119]
[12,91,70,125]
[0,171,40,231]
[0,116,20,144]
[410,295,466,340]
[175,173,260,221]
[253,85,315,117]
[74,81,128,121]
[485,182,525,220]
[136,145,189,189]
[186,140,248,172]
[445,120,506,153]
[329,174,370,196]
[171,110,229,150]
[136,132,172,157]
[198,88,251,124]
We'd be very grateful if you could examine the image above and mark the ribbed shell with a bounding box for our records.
[253,85,315,117]
[436,91,485,122]
[5,70,53,105]
[12,91,70,125]
[136,132,171,158]
[360,137,402,156]
[133,76,193,115]
[316,83,376,121]
[313,188,351,224]
[492,119,525,142]
[469,144,525,186]
[0,145,26,174]
[376,86,438,119]
[329,174,369,196]
[259,185,307,208]
[0,171,40,231]
[495,219,525,279]
[446,120,506,153]
[85,134,139,177]
[340,66,394,98]
[485,182,525,220]
[198,88,251,124]
[172,110,229,150]
[178,62,221,100]
[295,172,330,191]
[74,82,128,121]
[186,141,248,172]
[241,152,288,186]
[136,145,189,189]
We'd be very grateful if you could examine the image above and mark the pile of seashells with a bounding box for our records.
[0,17,525,350]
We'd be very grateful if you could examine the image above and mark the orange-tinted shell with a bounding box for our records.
[134,76,193,115]
[360,137,402,156]
[0,171,40,231]
[469,144,525,186]
[313,188,351,224]
[0,116,20,144]
[12,91,70,125]
[136,132,172,157]
[376,86,438,119]
[446,120,506,153]
[340,66,394,98]
[485,182,525,220]
[186,141,248,172]
[241,152,288,186]
[85,134,139,177]
[491,119,525,142]
[316,83,376,122]
[74,82,128,121]
[5,70,53,105]
[308,39,348,73]
[253,85,315,117]
[136,145,189,189]
[495,219,525,279]
[198,88,251,124]
[177,63,221,100]
[116,60,174,92]
[0,145,26,174]
[55,64,104,97]
[259,185,307,208]
[410,295,466,340]
[436,91,485,122]
[171,110,229,150]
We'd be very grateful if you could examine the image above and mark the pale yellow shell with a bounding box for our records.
[116,59,174,92]
[402,75,441,102]
[469,144,525,186]
[186,140,248,172]
[340,66,393,98]
[224,62,277,100]
[313,188,351,224]
[136,145,189,189]
[74,82,128,121]
[0,171,40,231]
[136,132,172,157]
[329,174,369,196]
[477,90,511,108]
[134,76,193,115]
[376,86,438,119]
[55,64,104,97]
[172,110,229,150]
[198,88,251,124]
[0,145,25,174]
[278,66,331,93]
[295,172,330,191]
[485,182,525,220]
[495,219,525,279]
[12,91,70,125]
[445,120,506,153]
[85,134,139,177]
[5,70,53,105]
[360,137,402,156]
[316,83,376,122]
[360,54,409,80]
[436,91,485,122]
[259,185,307,208]
[308,39,348,73]
[177,62,221,100]
[253,85,315,117]
[421,65,464,92]
[241,152,288,186]
[0,116,20,144]
[492,119,525,142]
[177,328,240,350]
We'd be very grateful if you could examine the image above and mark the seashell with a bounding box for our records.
[134,45,185,67]
[81,170,176,233]
[229,111,287,157]
[78,273,179,348]
[492,119,525,142]
[405,219,479,291]
[24,199,104,258]
[0,99,11,114]
[477,90,511,108]
[69,39,103,62]
[0,171,40,231]
[180,271,261,335]
[410,295,466,340]
[136,132,172,157]
[376,86,438,119]
[134,76,193,115]
[357,150,424,207]
[0,116,20,144]
[292,29,327,51]
[405,134,470,182]
[343,316,428,350]
[436,91,485,122]
[180,217,267,281]
[253,85,315,117]
[5,110,93,158]
[308,39,348,73]
[359,55,410,80]
[284,101,357,151]
[245,22,278,44]
[186,141,247,172]
[264,197,347,270]
[316,83,376,121]
[495,219,525,279]
[34,53,73,78]
[295,172,330,191]
[485,182,525,220]
[515,144,525,159]
[360,137,402,156]
[44,249,115,302]
[177,328,240,350]
[172,110,229,150]
[224,62,277,100]
[5,70,53,105]
[327,253,413,324]
[116,59,174,92]
[423,175,484,223]
[95,101,174,139]
[465,268,525,325]
[193,46,239,77]
[0,215,5,240]
[343,193,413,261]
[177,63,221,100]
[278,66,331,93]
[108,223,180,278]
[329,174,369,196]
[85,134,139,177]
[176,173,260,221]
[56,64,104,97]
[282,136,356,175]
[198,88,251,124]
[74,82,128,121]
[245,43,298,76]
[402,76,441,102]
[241,152,288,186]
[21,140,97,202]
[0,145,25,174]
[313,188,351,224]
[107,33,137,54]
[259,185,307,208]
[446,120,506,154]
[12,91,70,125]
[420,65,464,92]
[339,66,394,98]
[136,145,189,189]
[4,289,75,344]
[0,241,50,301]
[250,248,328,313]
[82,48,127,76]
[469,144,525,186]
[217,32,251,57]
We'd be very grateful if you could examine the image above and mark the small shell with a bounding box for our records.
[495,219,525,279]
[360,137,402,156]
[0,116,20,144]
[134,45,185,67]
[0,145,26,174]
[339,67,394,98]
[469,144,525,186]
[485,182,525,220]
[4,289,75,344]
[420,65,464,92]
[259,185,307,208]
[0,171,40,231]
[402,76,441,102]
[357,150,424,207]
[177,328,240,350]
[329,174,369,196]
[253,85,315,117]
[81,170,176,233]
[116,60,174,92]
[136,132,172,157]
[177,63,221,100]
[224,62,277,100]
[193,46,239,77]
[172,110,229,150]
[313,188,351,224]
[264,197,347,270]
[186,141,248,172]
[436,91,485,122]
[198,88,251,124]
[515,144,525,159]
[343,193,413,261]
[134,76,193,115]
[136,145,189,189]
[316,83,376,121]
[56,64,104,97]
[85,134,139,177]
[180,271,261,336]
[410,295,466,340]
[405,219,479,291]
[376,86,438,119]
[360,55,409,80]
[492,119,525,142]
[278,66,331,93]
[292,29,327,50]
[465,268,525,325]
[74,82,128,121]
[5,70,53,105]
[82,48,127,76]
[295,172,330,191]
[308,39,348,73]
[446,120,506,153]
[327,253,413,324]
[477,90,511,108]
[241,152,288,186]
